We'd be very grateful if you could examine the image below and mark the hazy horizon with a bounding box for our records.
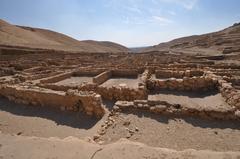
[0,0,240,47]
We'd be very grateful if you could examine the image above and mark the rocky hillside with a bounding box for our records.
[0,19,129,53]
[141,23,240,56]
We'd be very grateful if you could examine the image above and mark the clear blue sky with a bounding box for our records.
[0,0,240,47]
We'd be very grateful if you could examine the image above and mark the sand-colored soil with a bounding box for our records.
[0,98,104,139]
[1,133,239,159]
[1,97,240,153]
[148,90,232,111]
[100,77,140,88]
[100,112,240,151]
[55,76,93,86]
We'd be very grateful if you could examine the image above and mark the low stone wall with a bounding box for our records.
[147,76,217,91]
[93,71,112,85]
[205,71,240,110]
[222,76,240,86]
[112,69,139,77]
[96,86,147,101]
[73,69,105,77]
[94,69,148,101]
[38,69,104,91]
[0,76,20,85]
[37,83,76,92]
[23,66,47,73]
[39,72,72,84]
[92,69,140,85]
[37,69,149,101]
[114,100,239,120]
[218,79,240,109]
[0,67,16,76]
[139,69,151,83]
[37,81,97,92]
[155,69,204,79]
[26,71,63,81]
[39,68,104,85]
[0,85,105,118]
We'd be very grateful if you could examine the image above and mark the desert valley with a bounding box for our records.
[0,18,240,158]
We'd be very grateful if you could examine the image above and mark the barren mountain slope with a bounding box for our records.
[0,19,129,53]
[141,23,240,55]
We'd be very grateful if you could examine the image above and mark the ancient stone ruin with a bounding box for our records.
[0,52,240,121]
[1,19,240,158]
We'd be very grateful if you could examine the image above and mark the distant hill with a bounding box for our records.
[140,23,240,56]
[130,46,149,53]
[0,19,129,53]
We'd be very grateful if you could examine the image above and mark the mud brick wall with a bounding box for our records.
[0,85,105,118]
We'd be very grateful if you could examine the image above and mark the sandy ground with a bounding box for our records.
[148,90,232,111]
[0,98,105,139]
[0,94,240,158]
[55,76,93,86]
[1,133,239,159]
[151,74,183,79]
[1,96,240,152]
[100,77,140,88]
[100,112,240,151]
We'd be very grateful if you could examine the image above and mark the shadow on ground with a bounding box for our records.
[0,97,99,129]
[149,90,220,98]
[102,99,116,110]
[122,110,240,130]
